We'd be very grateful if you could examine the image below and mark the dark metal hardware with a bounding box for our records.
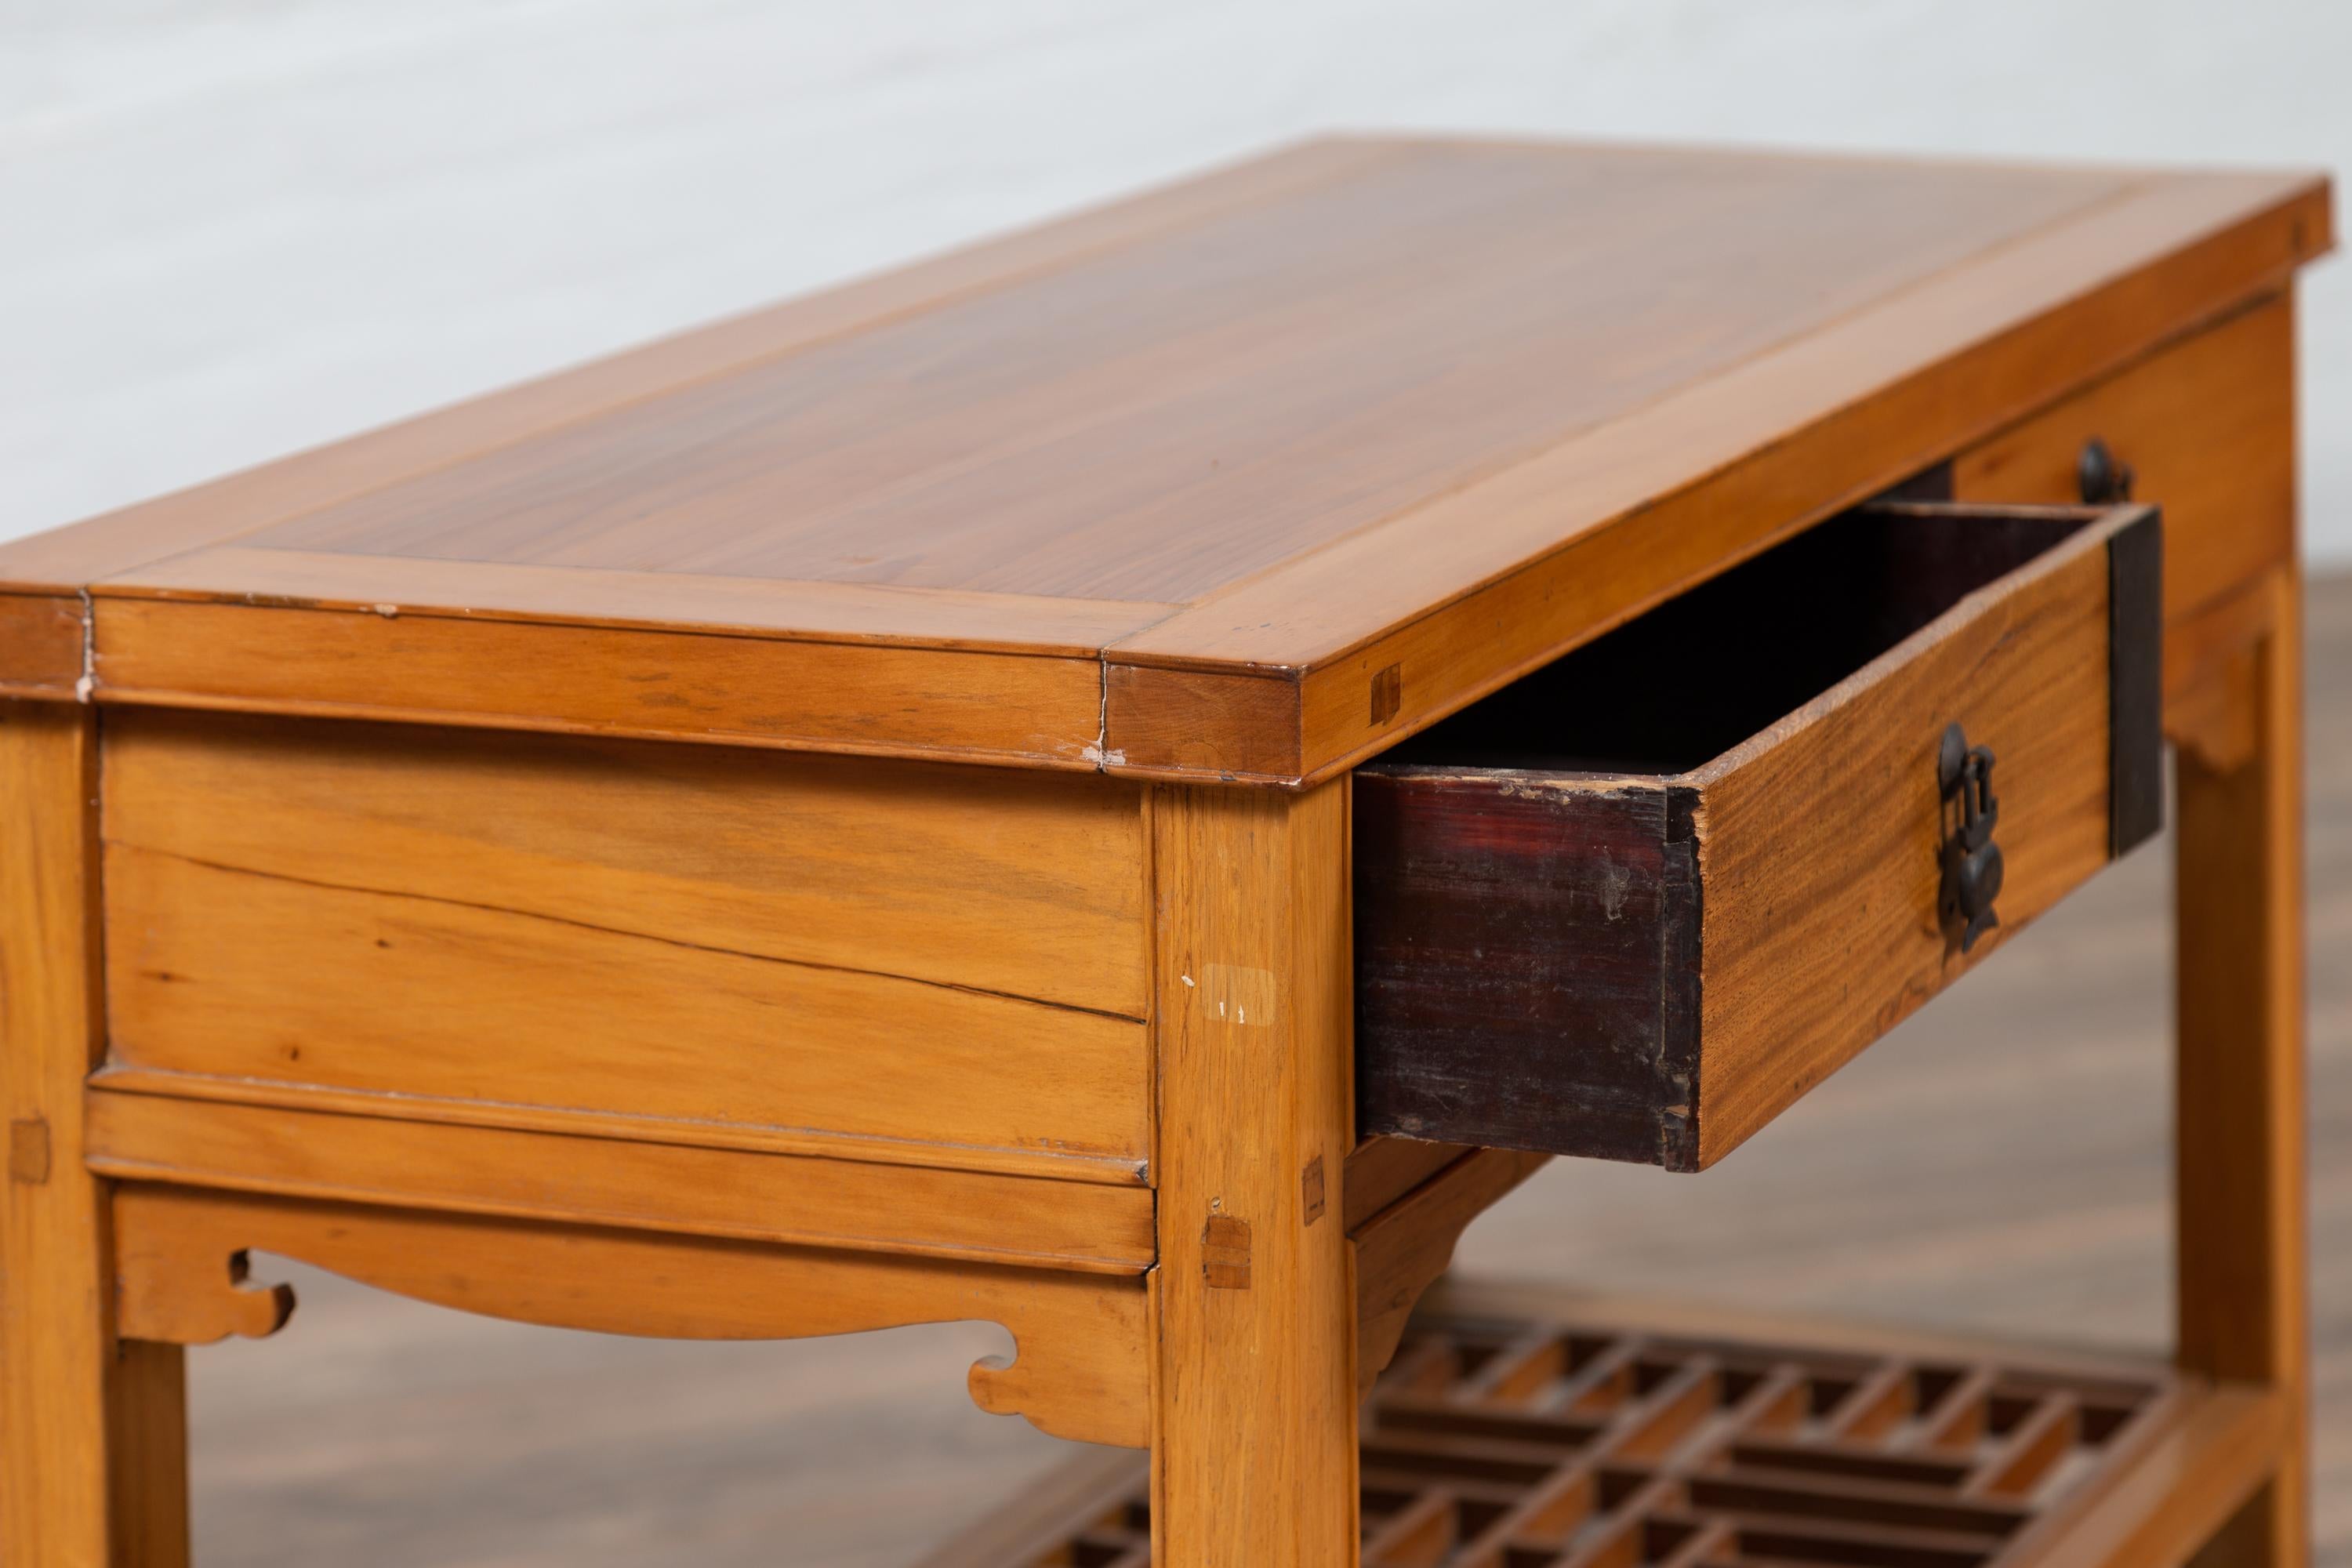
[1938,721,2003,954]
[2077,437,2135,504]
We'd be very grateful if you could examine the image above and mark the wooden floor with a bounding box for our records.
[184,572,2352,1567]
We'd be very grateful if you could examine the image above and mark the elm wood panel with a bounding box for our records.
[0,136,1396,594]
[82,1091,1156,1272]
[1108,169,2325,786]
[236,145,2125,601]
[1691,513,2121,1167]
[90,597,1105,769]
[2173,570,2308,1566]
[101,707,1150,1020]
[97,547,1178,655]
[29,148,2322,782]
[0,704,188,1566]
[1355,506,2140,1170]
[111,1185,1152,1450]
[1117,168,2319,669]
[101,847,1152,1177]
[1951,290,2296,630]
[0,593,85,699]
[1149,779,1359,1566]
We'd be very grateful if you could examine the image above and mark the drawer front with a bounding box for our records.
[98,712,1153,1181]
[1951,293,2292,637]
[1357,502,2159,1171]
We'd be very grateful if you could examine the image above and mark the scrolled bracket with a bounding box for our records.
[968,1319,1139,1446]
[110,1181,1147,1446]
[114,1192,296,1346]
[1352,1148,1548,1393]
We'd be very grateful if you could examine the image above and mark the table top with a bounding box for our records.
[0,137,2327,782]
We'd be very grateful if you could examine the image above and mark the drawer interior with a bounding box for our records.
[1385,505,2100,775]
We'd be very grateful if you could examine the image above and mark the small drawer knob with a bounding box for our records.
[1938,721,2002,953]
[2077,437,2135,504]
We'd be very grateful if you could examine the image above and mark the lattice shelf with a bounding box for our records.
[924,1288,2279,1568]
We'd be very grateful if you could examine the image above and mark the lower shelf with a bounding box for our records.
[924,1280,2285,1568]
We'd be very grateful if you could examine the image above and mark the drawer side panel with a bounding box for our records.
[1692,532,2117,1167]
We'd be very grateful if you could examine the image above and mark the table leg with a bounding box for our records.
[0,705,188,1567]
[1150,779,1359,1566]
[2175,568,2307,1568]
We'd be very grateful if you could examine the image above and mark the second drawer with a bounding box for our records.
[1356,500,2161,1171]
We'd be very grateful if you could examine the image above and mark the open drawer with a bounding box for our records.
[1355,501,2162,1171]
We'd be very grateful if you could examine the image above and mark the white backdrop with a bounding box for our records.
[5,0,2345,559]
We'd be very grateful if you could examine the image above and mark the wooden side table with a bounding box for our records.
[0,137,2328,1566]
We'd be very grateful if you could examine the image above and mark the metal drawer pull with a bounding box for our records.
[2078,436,2136,503]
[1939,721,2004,953]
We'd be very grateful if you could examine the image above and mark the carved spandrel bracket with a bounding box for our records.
[114,1190,295,1345]
[109,1183,1147,1448]
[1350,1147,1549,1394]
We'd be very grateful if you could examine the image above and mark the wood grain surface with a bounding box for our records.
[103,845,1150,1178]
[1953,292,2296,633]
[160,572,2350,1568]
[92,597,1110,770]
[1149,779,1359,1564]
[0,705,190,1565]
[1112,181,2323,783]
[83,1093,1156,1273]
[101,709,1151,1018]
[1690,510,2121,1166]
[0,135,1396,594]
[2174,568,2310,1564]
[124,144,2140,601]
[97,710,1155,1182]
[0,593,87,700]
[0,139,2322,781]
